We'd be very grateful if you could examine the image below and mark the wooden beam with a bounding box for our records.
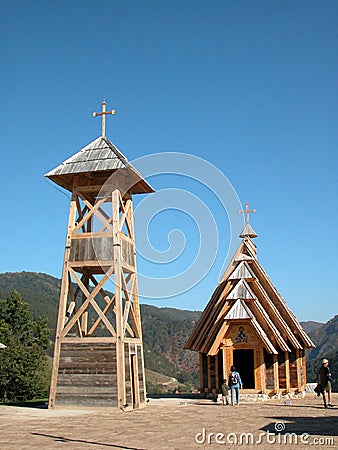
[87,296,116,336]
[254,348,260,391]
[302,350,307,389]
[62,336,117,344]
[259,347,267,394]
[215,353,219,392]
[207,356,211,391]
[199,353,203,391]
[113,189,126,408]
[49,178,78,408]
[221,348,227,383]
[285,351,290,392]
[131,350,140,408]
[296,348,302,391]
[250,260,315,348]
[273,354,279,394]
[61,266,114,337]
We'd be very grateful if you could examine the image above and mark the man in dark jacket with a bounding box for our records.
[318,358,333,408]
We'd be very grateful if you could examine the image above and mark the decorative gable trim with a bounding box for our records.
[224,299,253,319]
[226,279,257,300]
[229,261,256,281]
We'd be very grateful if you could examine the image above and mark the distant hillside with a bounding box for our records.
[141,305,200,385]
[0,272,60,329]
[307,315,338,361]
[300,320,323,335]
[0,272,200,389]
[305,316,338,389]
[1,272,336,392]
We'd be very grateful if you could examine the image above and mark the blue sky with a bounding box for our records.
[1,1,337,322]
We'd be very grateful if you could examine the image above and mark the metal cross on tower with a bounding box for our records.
[92,101,116,137]
[239,202,256,224]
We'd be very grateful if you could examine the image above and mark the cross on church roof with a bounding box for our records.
[239,202,258,239]
[92,101,116,137]
[239,202,256,225]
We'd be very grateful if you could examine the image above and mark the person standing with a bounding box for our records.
[220,379,229,405]
[318,358,333,408]
[228,365,243,406]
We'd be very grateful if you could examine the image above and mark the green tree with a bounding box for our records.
[0,291,51,402]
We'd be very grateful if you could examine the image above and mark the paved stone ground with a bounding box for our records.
[0,394,336,449]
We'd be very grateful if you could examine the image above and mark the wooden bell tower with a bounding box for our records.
[46,102,153,408]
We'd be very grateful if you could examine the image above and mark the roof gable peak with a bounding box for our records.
[224,299,253,319]
[229,261,256,281]
[226,279,257,300]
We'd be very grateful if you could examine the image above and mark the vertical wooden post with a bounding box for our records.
[207,355,211,391]
[215,353,219,392]
[131,351,140,408]
[259,347,266,394]
[127,195,141,338]
[199,353,204,391]
[225,347,232,381]
[253,348,260,391]
[222,347,227,383]
[296,348,302,391]
[285,351,290,392]
[113,189,125,408]
[273,354,279,394]
[81,273,89,335]
[301,350,307,390]
[49,179,78,408]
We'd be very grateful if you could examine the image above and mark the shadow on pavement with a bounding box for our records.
[31,433,146,450]
[261,415,338,436]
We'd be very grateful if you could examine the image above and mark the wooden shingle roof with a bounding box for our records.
[185,235,315,355]
[45,136,154,195]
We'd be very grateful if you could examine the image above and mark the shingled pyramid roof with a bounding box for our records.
[45,136,154,194]
[185,233,315,356]
[240,223,258,238]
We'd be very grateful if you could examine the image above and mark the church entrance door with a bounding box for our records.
[233,349,255,389]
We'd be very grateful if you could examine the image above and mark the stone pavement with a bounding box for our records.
[0,394,336,449]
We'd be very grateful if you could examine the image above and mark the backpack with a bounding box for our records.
[230,372,239,385]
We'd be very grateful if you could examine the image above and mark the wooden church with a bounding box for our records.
[185,204,315,396]
[46,102,153,409]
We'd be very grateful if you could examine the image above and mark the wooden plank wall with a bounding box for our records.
[124,343,132,406]
[69,236,133,265]
[124,343,146,407]
[69,236,114,262]
[136,344,146,403]
[201,354,208,390]
[209,356,216,390]
[277,350,286,389]
[289,349,299,389]
[264,349,275,391]
[56,342,118,406]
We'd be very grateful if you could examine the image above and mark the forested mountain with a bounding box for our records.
[300,320,324,334]
[0,272,336,391]
[306,315,338,386]
[0,272,60,332]
[307,315,338,360]
[0,272,200,389]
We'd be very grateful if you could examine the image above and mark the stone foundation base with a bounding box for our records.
[216,389,307,403]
